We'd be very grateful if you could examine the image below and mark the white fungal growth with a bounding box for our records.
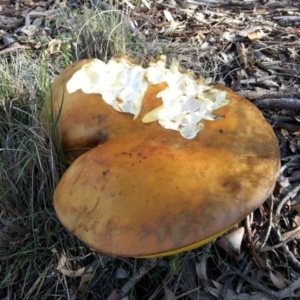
[66,56,229,139]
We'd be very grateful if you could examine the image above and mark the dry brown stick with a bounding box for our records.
[273,16,300,22]
[271,121,300,132]
[0,45,30,56]
[272,116,298,122]
[237,89,300,101]
[254,98,300,110]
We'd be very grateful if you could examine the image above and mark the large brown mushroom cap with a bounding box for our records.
[53,79,280,257]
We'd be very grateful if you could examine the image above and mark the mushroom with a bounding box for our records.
[45,56,280,257]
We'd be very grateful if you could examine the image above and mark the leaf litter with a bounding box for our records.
[0,0,300,299]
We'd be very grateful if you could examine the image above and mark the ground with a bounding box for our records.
[0,0,300,299]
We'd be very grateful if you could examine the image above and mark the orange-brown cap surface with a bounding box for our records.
[52,65,280,257]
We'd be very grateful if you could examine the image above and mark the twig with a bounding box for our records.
[220,274,237,298]
[271,204,300,273]
[240,76,278,84]
[244,215,265,269]
[24,10,60,27]
[260,196,274,249]
[281,244,300,273]
[275,185,300,216]
[235,42,247,66]
[0,45,30,56]
[120,258,159,296]
[0,35,30,56]
[176,286,201,298]
[290,173,300,183]
[270,121,300,133]
[254,98,300,110]
[277,273,300,299]
[273,16,300,22]
[258,237,293,253]
[255,60,300,79]
[222,261,279,299]
[106,258,159,299]
[237,89,300,102]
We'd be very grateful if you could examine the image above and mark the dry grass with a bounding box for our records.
[0,5,183,299]
[1,0,300,299]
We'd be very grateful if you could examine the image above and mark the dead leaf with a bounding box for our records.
[282,226,300,242]
[225,292,276,300]
[115,267,129,279]
[291,28,300,37]
[55,254,98,278]
[163,10,179,33]
[194,12,210,24]
[78,273,93,292]
[163,283,177,300]
[269,270,287,289]
[293,214,300,226]
[106,290,122,300]
[211,279,223,290]
[205,286,221,298]
[248,31,266,40]
[195,258,209,282]
[254,252,268,269]
[287,47,299,60]
[20,25,39,37]
[235,43,247,66]
[238,26,262,36]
